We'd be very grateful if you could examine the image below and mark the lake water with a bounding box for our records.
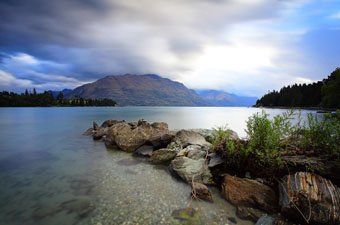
[0,107,317,225]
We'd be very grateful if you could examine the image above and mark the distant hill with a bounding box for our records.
[255,68,340,109]
[65,74,207,106]
[196,89,257,107]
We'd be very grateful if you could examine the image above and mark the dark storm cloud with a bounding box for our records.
[0,0,283,79]
[1,0,338,95]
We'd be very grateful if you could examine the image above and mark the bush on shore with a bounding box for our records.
[211,110,340,176]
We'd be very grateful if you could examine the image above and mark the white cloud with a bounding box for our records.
[0,70,34,87]
[10,53,38,65]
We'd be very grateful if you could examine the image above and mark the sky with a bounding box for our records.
[0,0,339,97]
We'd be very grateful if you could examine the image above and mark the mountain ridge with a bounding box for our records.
[196,89,257,107]
[65,74,207,106]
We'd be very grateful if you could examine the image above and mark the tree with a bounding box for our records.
[321,68,340,109]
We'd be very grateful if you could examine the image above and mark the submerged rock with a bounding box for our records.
[191,182,213,202]
[59,198,94,217]
[172,207,201,223]
[221,174,278,213]
[32,207,57,220]
[170,157,213,185]
[150,148,177,164]
[279,172,340,225]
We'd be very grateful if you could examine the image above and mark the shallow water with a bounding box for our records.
[0,107,316,225]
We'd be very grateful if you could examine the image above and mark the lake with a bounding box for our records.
[0,107,317,225]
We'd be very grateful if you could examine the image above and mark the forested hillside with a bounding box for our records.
[255,68,340,109]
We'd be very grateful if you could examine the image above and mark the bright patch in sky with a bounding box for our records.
[0,0,339,96]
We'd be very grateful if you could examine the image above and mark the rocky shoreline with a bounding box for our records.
[84,119,340,225]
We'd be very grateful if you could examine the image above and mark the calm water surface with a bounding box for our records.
[0,107,316,225]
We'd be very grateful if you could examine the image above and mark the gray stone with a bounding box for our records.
[170,157,213,185]
[174,130,211,148]
[207,153,224,167]
[255,215,274,225]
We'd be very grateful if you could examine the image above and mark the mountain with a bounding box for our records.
[196,89,257,107]
[65,74,207,106]
[49,89,73,98]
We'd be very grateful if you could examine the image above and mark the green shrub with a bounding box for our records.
[300,111,340,158]
[245,110,298,169]
[211,126,247,170]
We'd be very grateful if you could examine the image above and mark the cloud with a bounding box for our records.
[0,53,90,91]
[0,70,34,88]
[0,0,339,96]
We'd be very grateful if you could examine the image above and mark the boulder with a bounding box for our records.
[101,119,122,128]
[151,122,168,130]
[279,172,340,225]
[177,145,207,160]
[150,148,177,164]
[134,145,154,157]
[188,129,214,143]
[105,120,171,152]
[191,182,213,202]
[173,130,211,148]
[149,132,174,149]
[170,157,213,185]
[92,127,108,140]
[221,174,278,213]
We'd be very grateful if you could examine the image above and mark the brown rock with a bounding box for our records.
[105,120,171,152]
[151,122,168,130]
[191,182,213,202]
[100,119,122,128]
[92,127,108,140]
[221,174,278,213]
[279,172,340,225]
[93,122,99,130]
[150,148,177,164]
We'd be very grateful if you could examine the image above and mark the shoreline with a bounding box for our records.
[85,118,340,225]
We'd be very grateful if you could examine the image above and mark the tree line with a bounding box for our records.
[0,89,117,107]
[255,68,340,109]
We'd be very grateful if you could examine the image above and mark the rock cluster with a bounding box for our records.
[85,119,340,225]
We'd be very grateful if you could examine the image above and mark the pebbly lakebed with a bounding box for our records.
[0,107,317,225]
